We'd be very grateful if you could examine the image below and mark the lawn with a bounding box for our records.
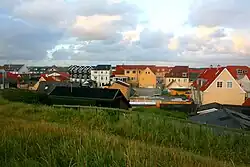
[0,98,250,167]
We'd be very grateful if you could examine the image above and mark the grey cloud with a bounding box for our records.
[189,0,250,28]
[0,16,62,60]
[209,28,226,38]
[138,29,173,48]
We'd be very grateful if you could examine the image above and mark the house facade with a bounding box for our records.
[68,65,93,82]
[192,67,246,105]
[4,64,29,74]
[0,68,9,89]
[91,65,112,87]
[113,65,156,87]
[165,66,189,88]
[138,67,157,88]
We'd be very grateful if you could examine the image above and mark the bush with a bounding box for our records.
[1,89,51,105]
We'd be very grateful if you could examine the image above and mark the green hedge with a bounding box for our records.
[1,89,51,105]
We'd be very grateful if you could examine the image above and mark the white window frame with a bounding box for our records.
[182,72,187,77]
[226,81,233,88]
[237,69,243,75]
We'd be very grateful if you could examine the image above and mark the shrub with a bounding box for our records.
[1,89,51,105]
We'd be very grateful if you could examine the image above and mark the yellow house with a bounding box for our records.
[166,80,191,96]
[192,67,246,105]
[114,65,156,87]
[165,66,190,88]
[138,67,157,88]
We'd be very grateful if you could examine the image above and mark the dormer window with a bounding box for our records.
[237,69,243,75]
[182,72,187,77]
[244,70,248,74]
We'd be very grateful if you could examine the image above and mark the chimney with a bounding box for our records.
[210,65,213,68]
[217,64,221,69]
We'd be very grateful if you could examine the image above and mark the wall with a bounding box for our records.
[138,68,156,88]
[202,69,246,105]
[165,77,189,87]
[123,69,141,85]
[91,70,111,87]
[18,65,29,74]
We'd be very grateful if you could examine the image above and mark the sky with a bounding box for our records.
[0,0,250,67]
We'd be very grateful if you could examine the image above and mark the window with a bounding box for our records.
[148,71,150,74]
[94,71,97,74]
[169,79,171,82]
[182,73,187,77]
[237,69,243,74]
[106,77,108,80]
[184,79,187,82]
[101,77,103,80]
[126,71,130,74]
[178,79,180,82]
[101,71,103,74]
[244,70,248,74]
[216,81,223,88]
[132,70,136,74]
[44,86,49,90]
[227,81,233,88]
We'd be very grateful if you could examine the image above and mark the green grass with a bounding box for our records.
[0,99,250,167]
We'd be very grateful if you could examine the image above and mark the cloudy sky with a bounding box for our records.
[0,0,250,67]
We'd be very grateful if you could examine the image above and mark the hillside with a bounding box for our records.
[0,99,250,167]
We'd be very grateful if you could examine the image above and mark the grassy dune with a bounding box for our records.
[0,99,250,167]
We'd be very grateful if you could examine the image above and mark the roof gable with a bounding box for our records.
[140,67,156,75]
[204,68,246,93]
[166,80,182,89]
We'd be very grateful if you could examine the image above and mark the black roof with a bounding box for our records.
[93,65,111,70]
[50,86,124,100]
[37,81,80,94]
[4,64,24,71]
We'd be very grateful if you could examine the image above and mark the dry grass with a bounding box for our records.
[0,100,250,167]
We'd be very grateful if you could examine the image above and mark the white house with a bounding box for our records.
[4,64,29,74]
[91,65,112,87]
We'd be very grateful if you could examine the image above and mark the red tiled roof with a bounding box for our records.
[243,98,250,106]
[155,66,172,72]
[192,67,225,91]
[40,72,69,81]
[226,66,250,79]
[113,65,157,76]
[192,66,250,92]
[165,66,189,78]
[0,72,21,80]
[116,65,156,70]
[189,68,206,74]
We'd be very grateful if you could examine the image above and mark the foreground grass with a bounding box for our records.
[0,100,250,166]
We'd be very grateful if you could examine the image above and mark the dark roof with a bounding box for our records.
[190,108,250,130]
[4,64,24,71]
[165,66,189,78]
[133,88,161,97]
[93,65,111,70]
[50,86,121,100]
[115,80,130,87]
[37,81,80,94]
